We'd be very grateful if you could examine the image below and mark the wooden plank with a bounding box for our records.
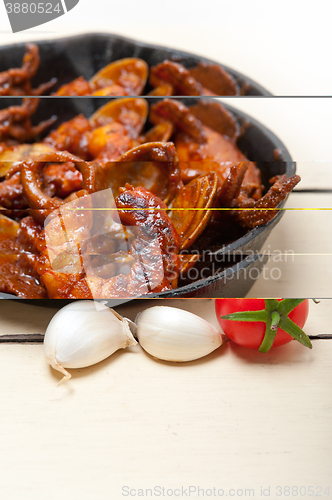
[294,162,332,191]
[1,298,331,339]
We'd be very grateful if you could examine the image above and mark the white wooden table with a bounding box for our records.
[1,5,332,497]
[0,298,331,500]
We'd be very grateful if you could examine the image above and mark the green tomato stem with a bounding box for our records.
[259,316,278,353]
[279,316,312,349]
[277,299,305,316]
[270,311,281,331]
[219,310,269,322]
[265,298,279,313]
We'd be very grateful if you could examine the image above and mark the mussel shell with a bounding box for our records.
[90,58,148,95]
[169,172,218,250]
[142,122,173,143]
[89,98,148,138]
[103,142,182,203]
[0,213,19,236]
[0,143,55,177]
[147,83,173,96]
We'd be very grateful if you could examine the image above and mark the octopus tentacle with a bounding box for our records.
[218,162,250,206]
[232,174,301,228]
[150,99,207,143]
[0,98,56,143]
[0,44,55,96]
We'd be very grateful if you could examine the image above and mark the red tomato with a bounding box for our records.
[215,299,309,349]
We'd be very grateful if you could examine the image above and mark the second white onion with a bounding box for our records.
[136,306,224,362]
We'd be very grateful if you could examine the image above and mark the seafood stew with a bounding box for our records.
[0,97,297,299]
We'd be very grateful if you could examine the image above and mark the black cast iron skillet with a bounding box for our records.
[0,33,291,299]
